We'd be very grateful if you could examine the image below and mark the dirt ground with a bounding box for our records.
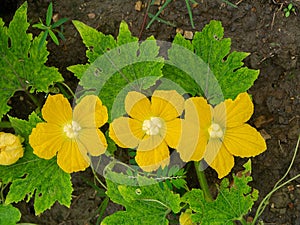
[1,0,300,224]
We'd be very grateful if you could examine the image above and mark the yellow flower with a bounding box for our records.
[179,210,195,225]
[0,132,24,165]
[29,94,108,173]
[109,90,184,172]
[177,92,267,178]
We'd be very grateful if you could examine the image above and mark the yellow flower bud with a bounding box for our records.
[0,132,24,165]
[179,210,195,225]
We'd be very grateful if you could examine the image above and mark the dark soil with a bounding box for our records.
[1,0,300,224]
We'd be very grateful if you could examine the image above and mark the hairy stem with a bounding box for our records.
[25,90,41,112]
[252,134,300,224]
[194,161,213,202]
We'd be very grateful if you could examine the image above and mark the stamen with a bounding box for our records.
[142,117,162,136]
[64,121,81,138]
[208,123,224,138]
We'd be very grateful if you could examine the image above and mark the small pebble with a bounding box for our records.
[259,129,271,140]
[176,28,183,35]
[153,0,161,6]
[52,13,59,22]
[88,13,96,19]
[135,1,142,11]
[184,31,193,40]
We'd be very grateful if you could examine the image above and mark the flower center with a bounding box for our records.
[208,123,224,138]
[142,117,162,136]
[63,121,82,139]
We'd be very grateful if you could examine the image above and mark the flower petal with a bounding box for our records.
[42,94,72,125]
[177,97,212,162]
[138,134,164,151]
[214,92,253,127]
[151,90,184,121]
[223,124,267,157]
[73,95,108,128]
[0,133,24,165]
[204,138,234,179]
[135,143,170,172]
[57,140,90,173]
[77,128,107,156]
[109,117,143,148]
[184,97,212,128]
[125,91,151,121]
[29,123,65,159]
[164,118,182,149]
[177,120,208,162]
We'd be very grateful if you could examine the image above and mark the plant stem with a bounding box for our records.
[91,162,107,190]
[240,217,249,225]
[57,82,76,99]
[25,90,41,111]
[146,0,173,29]
[251,134,300,224]
[96,196,109,225]
[194,161,213,202]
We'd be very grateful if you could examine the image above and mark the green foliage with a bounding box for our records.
[222,0,238,8]
[163,20,259,104]
[68,21,163,121]
[283,3,296,17]
[101,172,181,225]
[32,2,68,49]
[0,204,21,225]
[156,165,187,190]
[0,112,72,215]
[182,160,258,224]
[0,2,64,120]
[146,0,206,29]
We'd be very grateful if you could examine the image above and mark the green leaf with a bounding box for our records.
[163,20,259,104]
[46,2,53,27]
[52,18,68,28]
[69,21,163,121]
[8,112,42,138]
[38,30,48,50]
[0,204,21,225]
[48,29,59,45]
[0,2,64,119]
[67,64,90,80]
[0,113,72,215]
[101,174,181,225]
[182,160,258,224]
[71,20,117,63]
[32,23,47,30]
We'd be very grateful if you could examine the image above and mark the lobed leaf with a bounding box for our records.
[163,20,259,104]
[0,112,72,215]
[0,204,21,225]
[182,160,258,224]
[0,2,63,119]
[101,173,181,225]
[68,21,163,121]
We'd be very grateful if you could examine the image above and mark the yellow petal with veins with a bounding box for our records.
[135,143,170,172]
[42,94,72,126]
[73,95,108,128]
[214,92,253,128]
[125,91,151,121]
[109,117,143,149]
[151,90,184,121]
[77,128,107,156]
[30,122,65,159]
[204,138,234,179]
[223,124,267,157]
[57,139,90,173]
